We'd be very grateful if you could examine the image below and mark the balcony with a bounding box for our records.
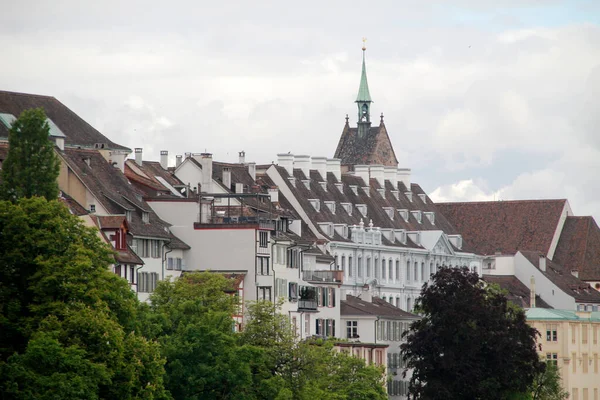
[298,299,318,311]
[303,270,344,284]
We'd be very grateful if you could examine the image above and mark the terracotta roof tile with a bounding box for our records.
[553,216,600,281]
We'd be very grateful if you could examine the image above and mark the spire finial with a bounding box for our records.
[362,37,367,51]
[345,114,349,124]
[380,112,384,123]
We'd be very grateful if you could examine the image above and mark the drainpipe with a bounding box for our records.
[162,241,172,281]
[375,316,380,344]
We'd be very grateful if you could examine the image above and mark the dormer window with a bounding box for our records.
[89,204,96,213]
[377,188,385,199]
[335,183,343,192]
[383,207,394,220]
[318,222,334,237]
[142,211,150,223]
[125,210,132,222]
[302,180,311,190]
[362,186,370,197]
[448,234,463,250]
[356,204,367,217]
[424,211,435,224]
[325,201,336,214]
[350,185,358,195]
[320,182,328,192]
[341,202,352,216]
[398,209,409,222]
[288,177,296,187]
[411,210,422,223]
[309,199,320,212]
[334,224,348,238]
[405,191,413,202]
[391,190,399,200]
[418,193,427,203]
[394,229,406,244]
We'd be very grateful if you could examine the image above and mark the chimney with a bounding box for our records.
[176,155,183,167]
[326,158,341,181]
[248,162,256,182]
[369,165,385,187]
[239,150,246,164]
[294,155,311,178]
[135,148,143,166]
[539,254,547,272]
[311,156,328,181]
[530,276,536,308]
[198,153,213,193]
[160,150,168,169]
[268,187,279,203]
[397,167,411,189]
[355,165,370,186]
[384,166,397,187]
[277,153,294,176]
[222,167,231,190]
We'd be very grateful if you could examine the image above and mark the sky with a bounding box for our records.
[1,0,599,218]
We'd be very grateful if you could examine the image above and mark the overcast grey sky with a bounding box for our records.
[1,0,599,218]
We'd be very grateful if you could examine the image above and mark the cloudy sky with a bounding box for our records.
[1,0,599,218]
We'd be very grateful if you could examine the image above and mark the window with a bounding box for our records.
[316,318,336,337]
[389,260,393,282]
[304,314,310,337]
[167,257,174,270]
[175,258,182,271]
[546,353,558,366]
[583,353,589,373]
[257,257,270,275]
[572,324,577,344]
[358,258,363,277]
[259,231,268,248]
[341,256,346,272]
[151,240,160,258]
[406,261,411,281]
[142,211,149,223]
[407,297,412,312]
[328,288,336,307]
[421,262,425,281]
[573,352,577,373]
[347,321,358,338]
[573,388,578,400]
[90,204,96,213]
[395,260,400,282]
[594,353,598,373]
[546,324,558,341]
[583,324,588,344]
[414,262,419,282]
[258,286,272,301]
[114,265,122,277]
[375,259,380,279]
[381,259,386,280]
[130,266,135,283]
[348,256,353,277]
[365,257,369,277]
[594,326,598,345]
[137,272,159,293]
[289,282,298,302]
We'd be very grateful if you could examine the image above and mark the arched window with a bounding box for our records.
[348,256,353,277]
[389,259,394,282]
[366,257,371,277]
[341,256,346,272]
[382,296,387,303]
[375,258,380,279]
[395,260,400,282]
[406,260,411,281]
[414,262,419,282]
[407,297,412,312]
[357,257,363,277]
[396,297,400,307]
[421,262,425,281]
[381,259,386,280]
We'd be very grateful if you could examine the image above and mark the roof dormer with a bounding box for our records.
[325,201,336,214]
[411,210,422,223]
[309,199,320,212]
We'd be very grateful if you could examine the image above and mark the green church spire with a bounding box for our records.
[356,39,373,138]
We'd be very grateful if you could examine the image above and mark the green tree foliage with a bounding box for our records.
[0,197,169,399]
[0,108,60,201]
[400,267,545,400]
[530,362,569,400]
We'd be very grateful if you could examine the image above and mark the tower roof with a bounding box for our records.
[355,49,372,103]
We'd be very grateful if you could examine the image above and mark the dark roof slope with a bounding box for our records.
[436,200,567,256]
[334,121,398,166]
[0,90,129,151]
[520,250,600,304]
[553,216,600,281]
[125,160,184,198]
[483,275,552,309]
[341,295,419,318]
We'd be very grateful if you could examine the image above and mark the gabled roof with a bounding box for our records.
[59,191,89,216]
[0,90,129,151]
[125,159,184,198]
[341,295,418,319]
[520,250,600,304]
[553,216,600,281]
[436,200,568,256]
[334,122,398,167]
[483,275,552,309]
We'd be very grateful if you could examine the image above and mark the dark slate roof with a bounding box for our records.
[271,165,471,251]
[58,148,186,242]
[520,250,600,304]
[341,295,419,318]
[482,275,552,309]
[0,90,129,151]
[125,160,184,198]
[334,121,398,166]
[553,216,600,282]
[436,200,567,256]
[59,191,89,216]
[168,231,191,250]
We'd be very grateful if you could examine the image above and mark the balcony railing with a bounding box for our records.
[303,270,344,284]
[298,299,318,311]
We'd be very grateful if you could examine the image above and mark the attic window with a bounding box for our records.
[356,204,367,217]
[335,183,343,192]
[391,190,399,200]
[398,209,409,222]
[288,177,296,187]
[90,204,96,213]
[418,193,427,203]
[142,211,150,224]
[320,182,328,192]
[411,210,422,223]
[325,201,336,214]
[125,210,132,222]
[341,202,352,216]
[318,222,334,237]
[377,188,385,199]
[405,191,413,202]
[302,179,311,190]
[424,211,435,225]
[334,224,348,238]
[309,199,320,212]
[394,229,406,244]
[383,207,394,220]
[350,185,358,195]
[362,186,370,197]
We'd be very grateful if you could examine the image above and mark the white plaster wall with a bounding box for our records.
[488,255,516,276]
[174,161,203,191]
[341,316,377,343]
[548,200,574,260]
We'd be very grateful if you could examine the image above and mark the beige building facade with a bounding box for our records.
[527,308,600,400]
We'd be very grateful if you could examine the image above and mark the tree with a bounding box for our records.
[0,197,169,399]
[0,108,60,201]
[529,362,569,400]
[400,267,545,400]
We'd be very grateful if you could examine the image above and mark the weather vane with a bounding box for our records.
[362,37,367,51]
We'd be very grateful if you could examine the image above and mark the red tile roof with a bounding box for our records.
[553,216,600,281]
[436,200,567,256]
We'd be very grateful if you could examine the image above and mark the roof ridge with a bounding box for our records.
[0,89,56,100]
[437,199,567,205]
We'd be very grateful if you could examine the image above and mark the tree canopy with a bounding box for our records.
[400,267,545,400]
[0,108,60,201]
